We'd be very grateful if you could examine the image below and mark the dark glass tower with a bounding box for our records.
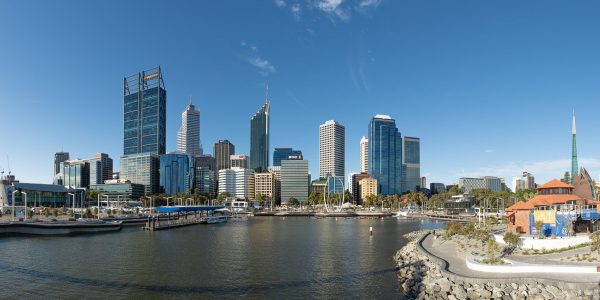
[571,112,578,184]
[368,115,402,195]
[250,97,270,172]
[273,148,302,167]
[123,66,166,155]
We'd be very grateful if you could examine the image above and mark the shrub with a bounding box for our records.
[503,232,520,248]
[444,221,462,237]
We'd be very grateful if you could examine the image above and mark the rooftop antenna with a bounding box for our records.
[6,155,11,175]
[265,82,270,102]
[189,95,192,106]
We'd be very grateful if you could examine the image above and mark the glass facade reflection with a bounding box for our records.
[123,67,166,156]
[273,148,303,167]
[368,115,402,195]
[160,153,195,195]
[250,100,270,172]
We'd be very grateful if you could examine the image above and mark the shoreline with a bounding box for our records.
[394,230,599,299]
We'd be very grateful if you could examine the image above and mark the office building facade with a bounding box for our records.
[350,172,370,203]
[254,172,276,203]
[177,101,202,156]
[459,176,502,193]
[430,183,446,194]
[120,153,159,195]
[195,155,216,196]
[273,148,303,167]
[281,159,309,204]
[359,177,378,200]
[159,153,195,195]
[214,140,235,171]
[250,98,270,172]
[86,153,113,185]
[62,159,90,189]
[368,115,402,195]
[54,152,69,175]
[319,120,345,180]
[123,66,166,155]
[218,168,254,200]
[230,154,249,169]
[402,136,421,193]
[90,180,145,201]
[360,136,368,173]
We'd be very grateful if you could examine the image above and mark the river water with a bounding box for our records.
[0,217,443,299]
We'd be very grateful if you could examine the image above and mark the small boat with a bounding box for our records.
[396,203,420,218]
[206,215,228,224]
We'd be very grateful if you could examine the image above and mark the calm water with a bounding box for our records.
[0,217,443,299]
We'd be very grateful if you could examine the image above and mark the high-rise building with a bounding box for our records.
[250,95,270,172]
[159,153,195,195]
[268,166,282,204]
[218,167,254,200]
[359,177,378,200]
[273,148,303,167]
[420,177,427,190]
[430,183,446,194]
[571,112,578,184]
[281,158,309,204]
[254,172,277,204]
[54,152,69,175]
[360,136,368,173]
[123,66,166,155]
[368,115,402,195]
[120,153,159,195]
[86,153,113,185]
[350,172,369,203]
[319,120,345,180]
[176,100,202,156]
[195,155,216,196]
[230,154,249,169]
[214,140,235,171]
[62,159,90,189]
[512,172,536,192]
[402,136,421,193]
[459,176,502,193]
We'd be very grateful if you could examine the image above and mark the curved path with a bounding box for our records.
[417,232,600,288]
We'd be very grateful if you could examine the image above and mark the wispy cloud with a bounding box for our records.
[274,0,286,7]
[291,3,301,20]
[241,41,276,76]
[358,0,381,8]
[247,57,276,74]
[484,149,494,153]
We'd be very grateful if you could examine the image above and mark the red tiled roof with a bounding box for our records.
[506,201,529,211]
[537,179,573,190]
[522,194,582,209]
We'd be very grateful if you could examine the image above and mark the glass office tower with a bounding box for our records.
[123,66,166,155]
[159,153,195,195]
[402,137,420,192]
[368,115,402,195]
[273,148,303,167]
[250,98,270,172]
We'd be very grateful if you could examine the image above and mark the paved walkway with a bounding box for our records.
[422,234,600,282]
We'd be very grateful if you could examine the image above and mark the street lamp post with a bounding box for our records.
[11,190,17,221]
[22,192,27,221]
[166,197,173,206]
[68,193,75,219]
[97,194,101,220]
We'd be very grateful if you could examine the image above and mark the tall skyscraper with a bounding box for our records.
[86,153,113,185]
[319,120,345,180]
[54,152,69,175]
[273,148,303,167]
[250,93,270,172]
[571,111,578,184]
[402,136,421,192]
[360,136,368,173]
[176,100,202,156]
[62,159,90,189]
[214,140,235,171]
[123,66,166,155]
[368,115,402,195]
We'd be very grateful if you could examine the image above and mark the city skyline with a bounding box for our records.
[3,1,600,185]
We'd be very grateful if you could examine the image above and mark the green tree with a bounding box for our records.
[364,194,376,207]
[288,197,300,207]
[217,192,230,201]
[87,190,100,202]
[308,192,317,206]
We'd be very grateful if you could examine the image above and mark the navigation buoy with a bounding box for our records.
[370,226,373,236]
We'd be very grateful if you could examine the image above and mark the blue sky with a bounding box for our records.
[2,0,600,186]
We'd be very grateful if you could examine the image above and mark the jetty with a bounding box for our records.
[143,205,224,231]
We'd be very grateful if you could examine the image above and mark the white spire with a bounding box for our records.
[572,110,576,135]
